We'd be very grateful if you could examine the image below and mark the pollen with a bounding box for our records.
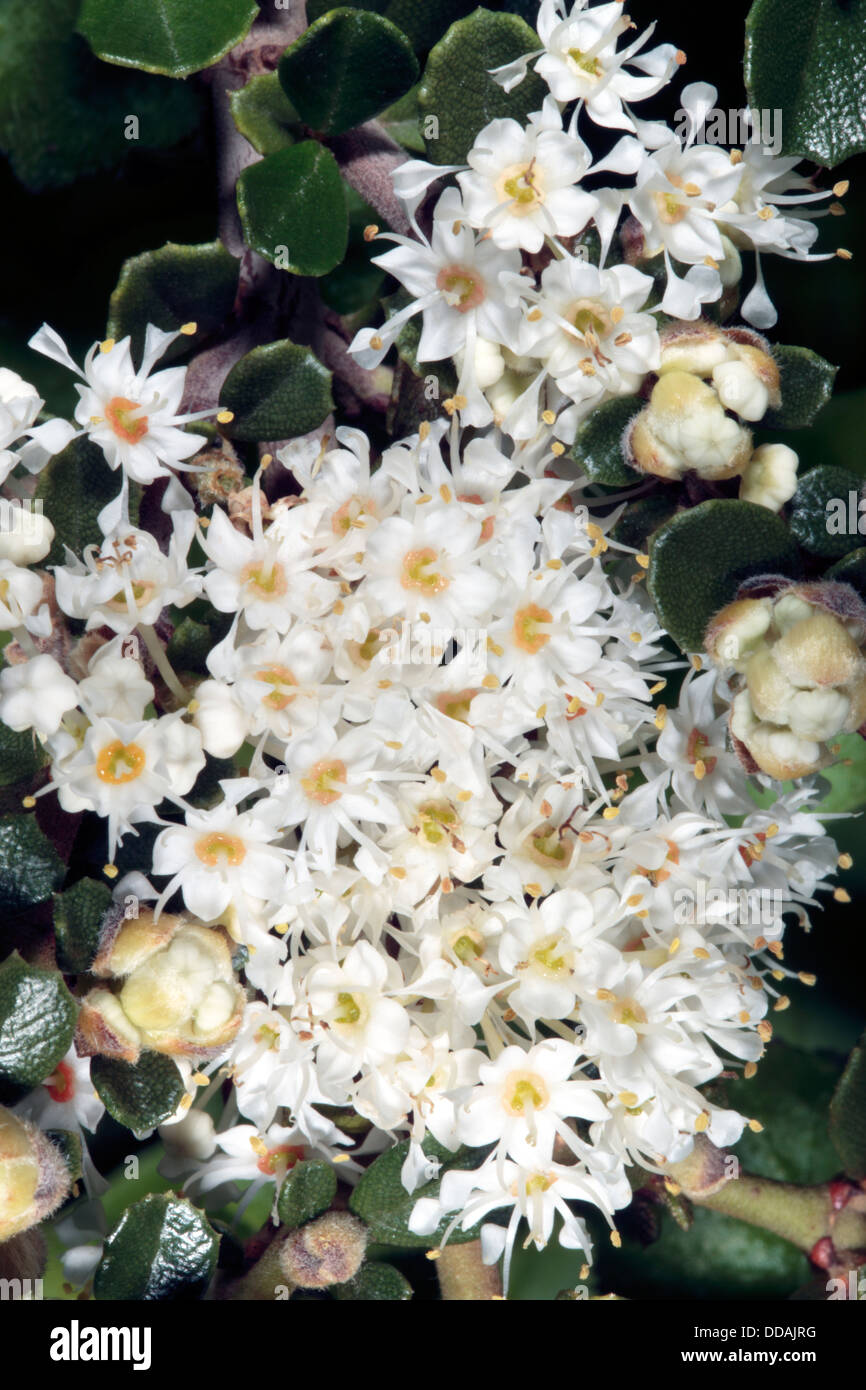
[216,410,234,424]
[180,321,197,335]
[363,224,379,241]
[21,795,36,808]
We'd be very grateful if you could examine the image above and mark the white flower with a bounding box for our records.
[458,99,598,253]
[493,0,681,145]
[0,367,74,484]
[54,517,200,634]
[303,941,412,1089]
[0,653,78,736]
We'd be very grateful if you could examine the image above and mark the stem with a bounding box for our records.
[137,624,189,706]
[219,1234,295,1301]
[437,1241,503,1301]
[326,122,412,234]
[696,1175,830,1252]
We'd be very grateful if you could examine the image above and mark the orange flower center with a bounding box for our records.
[401,547,449,594]
[96,739,146,784]
[301,758,347,805]
[332,496,376,535]
[435,265,486,313]
[105,396,148,444]
[513,603,552,654]
[257,1144,304,1176]
[240,560,288,599]
[255,664,298,711]
[45,1060,75,1103]
[194,831,247,867]
[436,688,478,723]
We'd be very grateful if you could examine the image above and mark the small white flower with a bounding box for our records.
[0,653,78,736]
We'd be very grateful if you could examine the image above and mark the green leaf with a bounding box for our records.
[0,814,65,913]
[107,241,239,367]
[813,733,866,815]
[727,1043,843,1184]
[36,437,131,567]
[53,879,113,975]
[610,495,677,552]
[762,345,837,430]
[745,0,866,166]
[597,1205,809,1300]
[167,617,216,674]
[277,1159,337,1230]
[0,718,46,788]
[830,1030,866,1178]
[230,72,303,155]
[220,339,334,443]
[0,952,77,1100]
[305,0,482,53]
[647,499,801,653]
[236,142,349,275]
[570,396,643,487]
[826,547,866,600]
[332,1260,413,1299]
[77,0,258,78]
[91,1052,184,1132]
[790,465,863,557]
[419,9,548,164]
[378,84,425,153]
[94,1194,219,1300]
[279,9,419,136]
[45,1128,84,1186]
[0,0,201,192]
[349,1138,485,1247]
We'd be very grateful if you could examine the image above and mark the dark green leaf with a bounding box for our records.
[0,951,77,1100]
[0,815,66,913]
[94,1194,219,1300]
[236,141,348,275]
[727,1043,843,1183]
[762,345,837,430]
[790,465,863,557]
[279,9,418,136]
[826,547,866,600]
[45,1128,84,1185]
[107,241,239,367]
[91,1052,184,1132]
[349,1137,485,1247]
[277,1159,337,1230]
[419,9,548,164]
[53,878,113,975]
[0,0,200,192]
[378,85,425,153]
[610,495,677,552]
[332,1260,413,1299]
[383,1,483,53]
[570,396,643,487]
[77,0,258,78]
[36,437,133,566]
[745,0,866,166]
[230,73,303,155]
[829,1030,866,1178]
[647,499,801,653]
[0,718,46,788]
[220,339,334,442]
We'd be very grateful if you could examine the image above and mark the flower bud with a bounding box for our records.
[192,679,249,759]
[0,510,55,565]
[0,1107,70,1242]
[627,370,753,480]
[455,336,505,391]
[159,1109,217,1162]
[739,443,799,511]
[279,1211,367,1289]
[707,581,866,778]
[77,911,245,1063]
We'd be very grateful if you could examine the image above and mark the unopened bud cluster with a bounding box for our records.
[706,581,866,778]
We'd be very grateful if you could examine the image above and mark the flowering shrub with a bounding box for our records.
[0,0,865,1305]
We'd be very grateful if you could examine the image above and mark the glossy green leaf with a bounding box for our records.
[279,9,419,136]
[570,395,643,487]
[762,344,837,429]
[790,465,863,557]
[277,1159,337,1230]
[220,340,334,442]
[236,141,348,275]
[349,1137,485,1247]
[36,437,132,567]
[597,1206,809,1300]
[230,73,303,155]
[0,815,66,913]
[77,0,258,78]
[745,0,866,166]
[332,1260,413,1299]
[306,0,481,53]
[378,84,425,153]
[53,878,113,975]
[829,1030,866,1178]
[419,9,548,164]
[0,952,77,1100]
[812,733,866,815]
[91,1052,184,1133]
[94,1194,219,1300]
[647,499,800,653]
[107,241,239,367]
[0,0,200,191]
